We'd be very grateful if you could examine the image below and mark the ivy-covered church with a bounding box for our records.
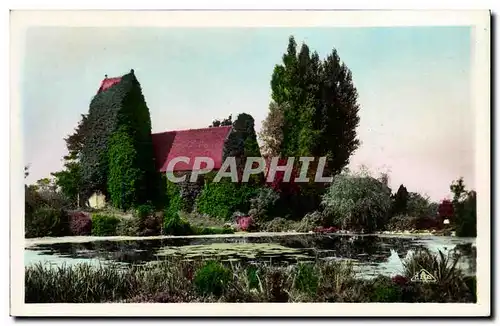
[82,70,260,210]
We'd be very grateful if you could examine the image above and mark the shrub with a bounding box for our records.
[91,214,120,236]
[136,204,154,220]
[163,212,192,236]
[261,217,297,232]
[313,226,338,234]
[194,261,232,297]
[386,215,419,231]
[248,187,280,222]
[192,226,234,235]
[196,181,258,220]
[370,276,402,302]
[139,215,162,236]
[236,216,256,232]
[295,211,324,232]
[68,211,92,236]
[116,217,140,236]
[25,207,71,238]
[322,171,392,232]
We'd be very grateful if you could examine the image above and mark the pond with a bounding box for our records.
[24,233,476,279]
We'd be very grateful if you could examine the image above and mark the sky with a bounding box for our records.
[21,26,474,201]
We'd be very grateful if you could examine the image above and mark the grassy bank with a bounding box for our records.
[26,249,476,303]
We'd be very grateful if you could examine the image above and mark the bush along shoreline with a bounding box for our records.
[25,249,476,303]
[25,167,476,240]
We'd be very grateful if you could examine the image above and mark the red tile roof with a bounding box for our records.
[97,76,123,94]
[152,126,232,172]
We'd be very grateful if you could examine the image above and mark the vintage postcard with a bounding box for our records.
[10,10,491,317]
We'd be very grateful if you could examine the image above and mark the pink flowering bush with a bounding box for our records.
[236,216,255,232]
[69,211,92,236]
[313,226,339,234]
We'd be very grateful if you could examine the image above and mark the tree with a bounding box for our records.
[392,184,409,216]
[51,113,89,207]
[318,49,360,175]
[406,192,433,218]
[259,101,286,158]
[438,199,454,220]
[450,177,468,203]
[321,171,392,233]
[51,162,81,207]
[209,115,232,128]
[223,113,261,163]
[449,178,476,237]
[266,36,360,177]
[64,114,89,161]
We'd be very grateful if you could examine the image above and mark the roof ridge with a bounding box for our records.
[152,125,232,135]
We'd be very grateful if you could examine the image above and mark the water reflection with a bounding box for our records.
[25,234,476,278]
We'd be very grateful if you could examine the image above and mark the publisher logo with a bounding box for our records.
[410,269,437,283]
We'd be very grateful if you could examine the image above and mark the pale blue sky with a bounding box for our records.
[21,26,474,201]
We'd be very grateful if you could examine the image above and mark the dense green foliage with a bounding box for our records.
[51,114,88,207]
[91,214,120,236]
[222,113,262,173]
[196,180,259,220]
[107,128,142,210]
[193,261,232,297]
[248,187,280,222]
[266,36,360,175]
[80,70,158,207]
[163,179,183,222]
[455,191,477,237]
[392,184,409,216]
[163,211,192,236]
[25,206,70,238]
[322,171,392,232]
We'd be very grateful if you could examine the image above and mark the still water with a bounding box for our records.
[24,234,476,278]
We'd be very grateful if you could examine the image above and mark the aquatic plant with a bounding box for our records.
[293,263,319,295]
